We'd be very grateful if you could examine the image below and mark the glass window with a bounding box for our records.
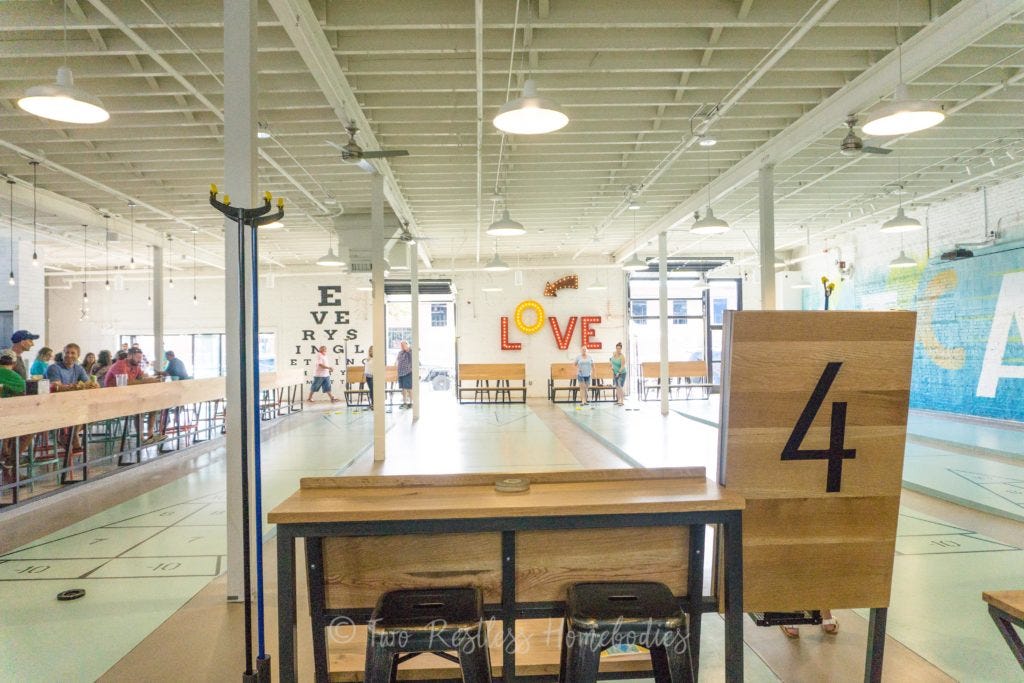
[671,300,688,325]
[431,303,447,327]
[631,300,647,324]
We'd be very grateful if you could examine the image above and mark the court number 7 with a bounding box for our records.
[780,362,856,493]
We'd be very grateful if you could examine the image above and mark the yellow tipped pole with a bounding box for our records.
[210,183,218,195]
[223,194,231,205]
[277,198,284,209]
[264,190,272,203]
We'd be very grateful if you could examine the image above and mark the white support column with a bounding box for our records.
[658,232,669,416]
[371,173,387,460]
[152,245,164,365]
[223,0,258,603]
[759,164,777,311]
[410,242,420,421]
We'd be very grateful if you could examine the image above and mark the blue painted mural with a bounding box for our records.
[854,246,1024,422]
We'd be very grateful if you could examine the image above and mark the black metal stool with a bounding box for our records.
[560,582,693,683]
[364,587,492,683]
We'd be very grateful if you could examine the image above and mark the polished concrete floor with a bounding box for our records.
[1,390,1022,682]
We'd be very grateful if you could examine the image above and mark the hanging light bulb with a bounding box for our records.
[6,179,14,287]
[193,295,199,306]
[17,3,108,124]
[128,201,136,269]
[30,160,39,267]
[105,279,110,290]
[147,295,152,307]
[493,79,568,135]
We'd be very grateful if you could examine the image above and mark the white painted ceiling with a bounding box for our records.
[0,0,1022,280]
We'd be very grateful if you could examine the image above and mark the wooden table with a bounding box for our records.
[983,590,1024,670]
[268,468,746,683]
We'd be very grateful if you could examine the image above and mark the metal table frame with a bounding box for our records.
[988,603,1024,671]
[276,508,743,683]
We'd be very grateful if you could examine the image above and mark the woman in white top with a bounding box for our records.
[574,346,594,407]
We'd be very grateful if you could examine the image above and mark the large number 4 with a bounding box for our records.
[780,362,856,493]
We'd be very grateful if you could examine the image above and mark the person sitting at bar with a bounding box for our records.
[46,343,94,389]
[81,351,97,376]
[0,351,26,397]
[92,350,113,384]
[161,351,190,380]
[104,347,156,387]
[29,347,53,378]
[1,329,40,379]
[104,347,164,444]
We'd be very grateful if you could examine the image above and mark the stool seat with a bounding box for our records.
[567,582,683,631]
[363,587,492,683]
[372,587,484,632]
[560,582,692,683]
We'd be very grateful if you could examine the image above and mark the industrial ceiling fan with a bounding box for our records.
[840,116,892,156]
[326,125,409,172]
[385,221,433,245]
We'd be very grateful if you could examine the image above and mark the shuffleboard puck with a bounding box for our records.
[495,478,530,493]
[57,589,86,601]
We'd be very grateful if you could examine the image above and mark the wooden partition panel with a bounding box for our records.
[718,311,916,612]
[641,361,708,379]
[459,363,526,381]
[323,533,502,609]
[550,363,577,380]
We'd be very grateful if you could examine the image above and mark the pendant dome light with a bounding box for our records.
[693,273,712,291]
[494,79,568,135]
[889,250,917,269]
[880,153,922,233]
[486,208,526,237]
[18,3,109,125]
[391,241,411,271]
[622,207,648,271]
[30,161,39,267]
[691,145,730,235]
[7,179,15,286]
[862,0,943,137]
[315,229,345,267]
[484,241,510,272]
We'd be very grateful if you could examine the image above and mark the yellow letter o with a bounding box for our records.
[514,300,545,335]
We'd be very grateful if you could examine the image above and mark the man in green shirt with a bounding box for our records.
[0,351,26,397]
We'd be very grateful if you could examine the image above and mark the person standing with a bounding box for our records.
[1,330,40,379]
[363,345,375,409]
[307,345,338,403]
[574,346,594,408]
[610,342,627,406]
[396,340,413,408]
[29,347,53,378]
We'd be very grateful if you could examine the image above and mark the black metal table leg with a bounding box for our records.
[988,605,1024,671]
[278,529,298,683]
[686,524,706,679]
[865,607,887,682]
[722,511,743,683]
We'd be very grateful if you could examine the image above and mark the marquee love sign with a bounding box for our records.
[500,298,601,351]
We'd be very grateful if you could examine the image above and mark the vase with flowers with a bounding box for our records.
[821,276,836,310]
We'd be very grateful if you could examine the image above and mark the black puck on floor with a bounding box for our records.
[57,588,86,601]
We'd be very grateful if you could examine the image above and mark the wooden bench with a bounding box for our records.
[983,590,1024,669]
[639,360,711,400]
[457,363,526,404]
[343,365,400,407]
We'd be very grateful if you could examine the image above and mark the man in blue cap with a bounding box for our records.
[1,330,40,379]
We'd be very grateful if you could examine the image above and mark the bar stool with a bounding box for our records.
[364,587,492,683]
[560,582,693,683]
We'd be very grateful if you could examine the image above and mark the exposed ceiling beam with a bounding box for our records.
[266,0,432,269]
[614,0,1024,262]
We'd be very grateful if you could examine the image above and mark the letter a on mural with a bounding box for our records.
[976,271,1024,398]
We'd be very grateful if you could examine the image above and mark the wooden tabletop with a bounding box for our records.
[268,467,744,525]
[983,590,1024,622]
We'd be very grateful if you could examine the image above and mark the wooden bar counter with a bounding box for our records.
[0,371,304,439]
[268,467,746,683]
